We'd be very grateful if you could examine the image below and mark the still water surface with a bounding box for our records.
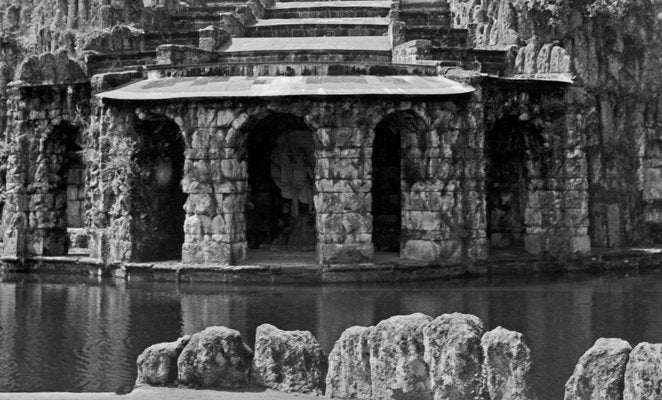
[1,272,662,399]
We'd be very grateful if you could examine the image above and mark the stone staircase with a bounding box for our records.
[87,0,512,77]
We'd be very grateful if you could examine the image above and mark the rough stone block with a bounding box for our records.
[565,338,631,400]
[136,336,190,386]
[177,326,253,389]
[369,313,432,400]
[423,313,485,400]
[401,239,440,261]
[570,235,591,254]
[623,342,662,400]
[252,324,327,395]
[317,212,372,235]
[318,243,374,264]
[482,327,537,400]
[524,234,543,255]
[326,326,373,399]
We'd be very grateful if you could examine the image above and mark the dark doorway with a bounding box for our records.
[52,122,86,255]
[485,116,530,248]
[244,113,316,251]
[134,117,186,261]
[371,117,402,252]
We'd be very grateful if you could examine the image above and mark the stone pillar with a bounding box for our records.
[86,105,137,262]
[313,103,374,265]
[399,98,487,263]
[181,105,247,264]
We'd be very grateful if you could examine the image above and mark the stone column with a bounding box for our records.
[86,105,137,262]
[400,98,487,263]
[181,104,247,264]
[312,102,374,265]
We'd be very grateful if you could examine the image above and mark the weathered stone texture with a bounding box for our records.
[369,313,432,400]
[482,327,537,400]
[326,325,373,399]
[623,342,662,400]
[423,313,486,400]
[177,326,252,389]
[136,335,190,386]
[252,323,327,395]
[564,338,631,400]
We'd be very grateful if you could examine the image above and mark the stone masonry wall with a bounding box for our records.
[3,82,91,257]
[449,0,662,248]
[483,80,590,254]
[89,94,486,266]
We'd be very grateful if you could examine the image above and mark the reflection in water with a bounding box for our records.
[1,272,662,399]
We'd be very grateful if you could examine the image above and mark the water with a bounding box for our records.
[1,272,662,399]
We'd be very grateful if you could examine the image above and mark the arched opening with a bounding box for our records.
[50,122,87,255]
[372,116,402,253]
[371,111,427,257]
[132,116,186,261]
[485,114,545,252]
[243,113,316,256]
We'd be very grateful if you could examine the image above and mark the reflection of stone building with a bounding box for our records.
[2,0,658,270]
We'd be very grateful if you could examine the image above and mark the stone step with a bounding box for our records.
[86,51,157,75]
[245,17,389,37]
[215,36,391,63]
[170,14,221,30]
[266,1,390,19]
[185,0,245,7]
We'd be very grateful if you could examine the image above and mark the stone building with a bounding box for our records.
[0,0,657,271]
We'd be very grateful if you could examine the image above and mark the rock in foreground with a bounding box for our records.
[482,326,537,400]
[623,342,662,400]
[252,323,327,395]
[564,338,631,400]
[177,326,253,389]
[325,325,373,399]
[423,312,486,400]
[136,335,190,386]
[369,313,433,400]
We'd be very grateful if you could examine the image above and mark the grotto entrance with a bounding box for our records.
[244,113,316,253]
[485,115,537,251]
[51,122,87,255]
[132,116,186,261]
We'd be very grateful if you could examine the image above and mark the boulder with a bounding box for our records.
[423,313,486,400]
[136,335,190,386]
[369,313,433,400]
[326,325,373,399]
[252,324,327,395]
[482,326,537,400]
[177,326,252,389]
[623,342,662,400]
[564,338,631,400]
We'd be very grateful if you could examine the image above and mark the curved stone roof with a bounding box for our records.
[98,75,475,100]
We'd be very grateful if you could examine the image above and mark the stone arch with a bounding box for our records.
[37,120,86,255]
[240,111,317,254]
[131,112,187,261]
[371,109,432,257]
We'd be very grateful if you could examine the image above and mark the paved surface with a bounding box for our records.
[0,386,320,400]
[220,36,390,52]
[253,16,389,26]
[273,0,390,8]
